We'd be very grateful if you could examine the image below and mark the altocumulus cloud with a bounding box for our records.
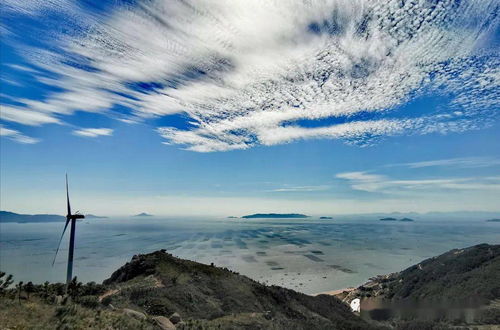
[1,0,499,149]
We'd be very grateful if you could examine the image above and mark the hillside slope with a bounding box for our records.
[103,249,374,329]
[335,244,500,326]
[359,244,500,305]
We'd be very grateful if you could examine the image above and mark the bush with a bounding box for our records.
[101,295,113,306]
[77,295,99,309]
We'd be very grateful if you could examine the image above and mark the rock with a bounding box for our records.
[169,312,181,324]
[153,316,176,329]
[122,308,147,320]
[54,295,63,305]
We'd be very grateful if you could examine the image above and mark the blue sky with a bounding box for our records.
[1,1,499,216]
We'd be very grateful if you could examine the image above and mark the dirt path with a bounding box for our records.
[98,289,120,302]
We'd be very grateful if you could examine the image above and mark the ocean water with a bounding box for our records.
[1,217,499,294]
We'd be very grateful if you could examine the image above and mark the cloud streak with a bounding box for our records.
[268,185,331,193]
[1,0,499,149]
[336,171,500,193]
[73,128,113,138]
[0,125,39,144]
[392,157,500,169]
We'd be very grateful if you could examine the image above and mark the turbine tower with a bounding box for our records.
[53,174,85,287]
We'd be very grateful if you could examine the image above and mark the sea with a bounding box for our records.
[1,216,499,294]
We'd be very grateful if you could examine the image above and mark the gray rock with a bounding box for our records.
[169,312,181,324]
[153,316,176,329]
[122,308,147,320]
[54,295,63,305]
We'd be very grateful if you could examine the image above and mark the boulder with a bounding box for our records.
[169,312,181,324]
[153,316,176,329]
[54,295,63,305]
[122,308,147,320]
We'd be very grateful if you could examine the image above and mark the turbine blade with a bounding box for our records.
[52,217,70,266]
[66,174,71,216]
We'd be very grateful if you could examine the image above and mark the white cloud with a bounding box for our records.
[73,128,113,138]
[268,185,331,192]
[336,171,500,193]
[393,157,500,169]
[2,0,499,150]
[0,125,39,144]
[0,105,60,126]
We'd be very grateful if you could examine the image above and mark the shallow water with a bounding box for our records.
[1,217,499,294]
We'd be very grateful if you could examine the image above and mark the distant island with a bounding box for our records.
[241,213,309,219]
[399,217,414,222]
[486,219,500,222]
[0,210,65,223]
[133,212,153,217]
[227,216,238,219]
[379,217,398,221]
[85,214,108,219]
[319,216,333,219]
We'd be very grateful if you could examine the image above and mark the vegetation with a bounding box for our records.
[378,244,500,305]
[1,244,498,329]
[104,249,373,329]
[351,244,500,326]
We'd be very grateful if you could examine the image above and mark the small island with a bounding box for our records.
[85,214,108,219]
[241,213,309,219]
[380,217,398,221]
[399,218,415,222]
[319,216,333,219]
[133,212,153,217]
[227,216,238,219]
[486,219,500,222]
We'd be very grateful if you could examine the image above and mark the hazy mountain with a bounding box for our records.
[133,213,153,217]
[241,213,309,219]
[85,214,108,219]
[0,211,65,223]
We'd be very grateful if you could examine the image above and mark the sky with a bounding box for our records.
[0,0,499,216]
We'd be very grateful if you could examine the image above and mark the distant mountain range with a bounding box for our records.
[0,211,65,223]
[85,214,108,219]
[0,211,107,223]
[241,213,309,219]
[133,212,153,217]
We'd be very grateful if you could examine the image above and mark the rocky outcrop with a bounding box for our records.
[122,308,147,320]
[153,316,176,330]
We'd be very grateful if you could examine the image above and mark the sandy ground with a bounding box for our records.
[312,287,356,297]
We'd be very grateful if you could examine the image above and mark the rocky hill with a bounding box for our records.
[339,244,500,325]
[2,244,499,329]
[102,249,374,329]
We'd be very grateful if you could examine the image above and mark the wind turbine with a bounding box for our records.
[52,174,85,287]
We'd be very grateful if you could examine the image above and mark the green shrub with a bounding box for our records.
[101,295,113,306]
[77,295,99,309]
